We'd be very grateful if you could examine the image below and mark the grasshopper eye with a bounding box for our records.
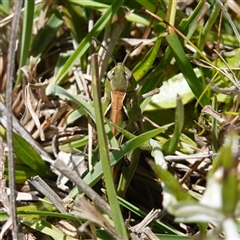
[125,69,132,80]
[107,70,114,80]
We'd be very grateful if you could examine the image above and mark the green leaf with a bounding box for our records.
[16,0,35,85]
[166,33,209,107]
[179,0,208,38]
[162,94,184,154]
[133,35,163,82]
[46,85,95,121]
[148,160,189,202]
[109,120,173,151]
[67,0,109,11]
[13,132,49,172]
[156,235,190,240]
[22,219,77,240]
[5,164,38,183]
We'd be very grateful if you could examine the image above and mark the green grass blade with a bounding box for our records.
[197,2,221,52]
[117,195,180,235]
[166,0,177,26]
[60,1,87,43]
[13,132,49,172]
[22,219,77,240]
[46,85,119,149]
[68,128,165,199]
[54,0,124,84]
[68,0,109,11]
[117,147,141,197]
[148,160,190,202]
[211,95,218,153]
[5,164,38,183]
[0,126,49,175]
[46,85,95,121]
[180,0,208,38]
[156,235,189,240]
[91,54,128,239]
[166,33,209,106]
[136,0,166,18]
[31,9,63,57]
[162,94,184,154]
[109,119,173,151]
[133,35,163,82]
[16,0,35,85]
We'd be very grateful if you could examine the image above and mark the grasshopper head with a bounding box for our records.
[107,63,136,92]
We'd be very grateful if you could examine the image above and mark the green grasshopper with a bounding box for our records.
[93,38,143,197]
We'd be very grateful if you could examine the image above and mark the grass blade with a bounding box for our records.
[166,33,209,106]
[54,0,124,84]
[16,0,35,85]
[162,94,184,154]
[91,53,128,239]
[68,128,167,197]
[31,9,63,57]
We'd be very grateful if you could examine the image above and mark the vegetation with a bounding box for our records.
[0,0,240,239]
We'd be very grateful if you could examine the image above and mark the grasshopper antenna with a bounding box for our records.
[122,42,143,66]
[92,37,117,66]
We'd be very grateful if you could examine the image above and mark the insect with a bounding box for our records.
[93,38,143,197]
[93,38,143,136]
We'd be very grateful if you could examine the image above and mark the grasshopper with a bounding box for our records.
[93,38,143,197]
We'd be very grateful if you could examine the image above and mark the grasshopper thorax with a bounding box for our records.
[107,63,136,93]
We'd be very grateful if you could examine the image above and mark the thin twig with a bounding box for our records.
[180,158,206,185]
[0,139,12,239]
[29,176,67,214]
[52,159,113,219]
[216,0,240,45]
[165,152,216,161]
[6,1,23,239]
